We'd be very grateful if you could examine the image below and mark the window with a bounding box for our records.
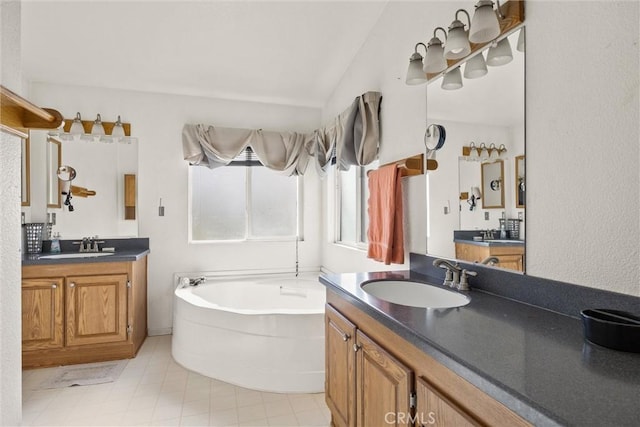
[335,161,378,247]
[190,164,300,242]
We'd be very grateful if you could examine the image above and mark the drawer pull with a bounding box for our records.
[69,283,75,288]
[353,343,362,352]
[51,284,57,289]
[342,333,350,342]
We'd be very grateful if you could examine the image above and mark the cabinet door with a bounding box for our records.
[356,330,413,427]
[22,278,64,351]
[495,255,523,272]
[455,243,488,263]
[326,304,357,427]
[415,377,481,427]
[66,274,128,346]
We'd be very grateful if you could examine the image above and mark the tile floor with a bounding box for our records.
[21,335,331,426]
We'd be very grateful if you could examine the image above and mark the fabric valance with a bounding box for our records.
[181,91,381,177]
[182,124,313,176]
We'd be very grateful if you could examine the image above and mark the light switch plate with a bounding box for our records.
[485,212,490,220]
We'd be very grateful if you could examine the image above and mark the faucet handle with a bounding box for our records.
[458,269,477,291]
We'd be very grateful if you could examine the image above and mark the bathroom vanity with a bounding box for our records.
[320,262,640,426]
[21,240,149,368]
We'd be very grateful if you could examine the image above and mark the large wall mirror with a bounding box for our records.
[26,129,139,239]
[425,29,525,271]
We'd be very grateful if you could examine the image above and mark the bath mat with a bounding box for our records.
[36,360,128,389]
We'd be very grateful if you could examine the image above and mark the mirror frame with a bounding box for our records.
[481,160,505,209]
[21,138,30,206]
[515,155,525,208]
[46,137,61,208]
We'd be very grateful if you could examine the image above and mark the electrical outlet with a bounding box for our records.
[518,212,523,220]
[485,212,490,220]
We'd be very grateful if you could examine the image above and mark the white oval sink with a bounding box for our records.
[38,253,114,259]
[361,280,470,309]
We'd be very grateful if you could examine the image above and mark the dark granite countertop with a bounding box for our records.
[22,238,149,266]
[320,270,640,427]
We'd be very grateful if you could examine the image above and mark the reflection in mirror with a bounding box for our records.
[46,137,61,208]
[29,130,139,239]
[426,29,525,271]
[515,155,525,208]
[481,160,504,208]
[21,138,30,206]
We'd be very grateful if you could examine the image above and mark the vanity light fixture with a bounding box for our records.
[468,142,480,161]
[469,0,502,44]
[478,142,489,160]
[91,114,105,136]
[497,144,508,158]
[444,9,472,60]
[111,115,126,142]
[463,52,488,79]
[423,27,448,74]
[405,43,428,85]
[486,37,513,66]
[516,27,525,52]
[69,113,84,138]
[489,143,500,161]
[441,67,463,90]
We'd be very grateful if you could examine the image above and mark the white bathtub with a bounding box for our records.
[172,272,326,393]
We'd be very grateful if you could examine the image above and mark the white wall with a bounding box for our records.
[29,83,322,334]
[321,1,639,296]
[0,0,23,424]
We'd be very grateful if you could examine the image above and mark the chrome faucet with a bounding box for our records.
[72,236,104,253]
[433,258,477,290]
[180,276,206,288]
[480,256,499,266]
[433,258,462,288]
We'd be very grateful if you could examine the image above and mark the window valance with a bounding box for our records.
[182,91,381,177]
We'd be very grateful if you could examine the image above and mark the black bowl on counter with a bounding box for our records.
[580,309,640,353]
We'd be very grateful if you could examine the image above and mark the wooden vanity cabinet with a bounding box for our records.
[21,257,147,368]
[455,242,524,272]
[325,291,530,427]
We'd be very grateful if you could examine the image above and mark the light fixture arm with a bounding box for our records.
[495,0,504,20]
[414,42,427,56]
[455,9,471,28]
[433,27,447,42]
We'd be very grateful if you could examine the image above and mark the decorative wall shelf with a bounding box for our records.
[0,85,63,137]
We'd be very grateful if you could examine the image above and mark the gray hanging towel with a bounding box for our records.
[353,91,382,166]
[337,97,359,171]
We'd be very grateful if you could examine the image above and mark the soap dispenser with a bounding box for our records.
[51,232,61,253]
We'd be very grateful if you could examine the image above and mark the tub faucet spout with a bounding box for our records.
[190,277,206,286]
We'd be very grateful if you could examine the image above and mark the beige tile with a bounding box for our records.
[237,403,267,423]
[288,395,319,413]
[120,406,155,425]
[239,418,269,426]
[150,417,180,426]
[211,394,238,411]
[181,398,210,417]
[294,408,330,426]
[263,398,294,418]
[236,389,264,408]
[180,412,211,426]
[209,407,239,426]
[268,413,299,426]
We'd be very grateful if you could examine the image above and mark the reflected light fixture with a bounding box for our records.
[111,115,126,142]
[463,52,488,79]
[441,67,463,90]
[91,114,105,135]
[469,0,501,44]
[423,27,448,74]
[486,37,513,66]
[405,43,428,85]
[69,112,84,136]
[479,142,489,160]
[517,27,525,52]
[498,144,507,158]
[489,143,499,161]
[445,9,471,60]
[469,142,480,161]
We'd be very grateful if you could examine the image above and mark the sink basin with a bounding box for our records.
[38,253,115,259]
[361,280,470,308]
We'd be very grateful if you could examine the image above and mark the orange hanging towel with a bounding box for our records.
[367,164,404,264]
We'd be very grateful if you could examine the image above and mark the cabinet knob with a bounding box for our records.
[342,333,351,342]
[69,283,75,288]
[51,284,57,289]
[353,343,361,352]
